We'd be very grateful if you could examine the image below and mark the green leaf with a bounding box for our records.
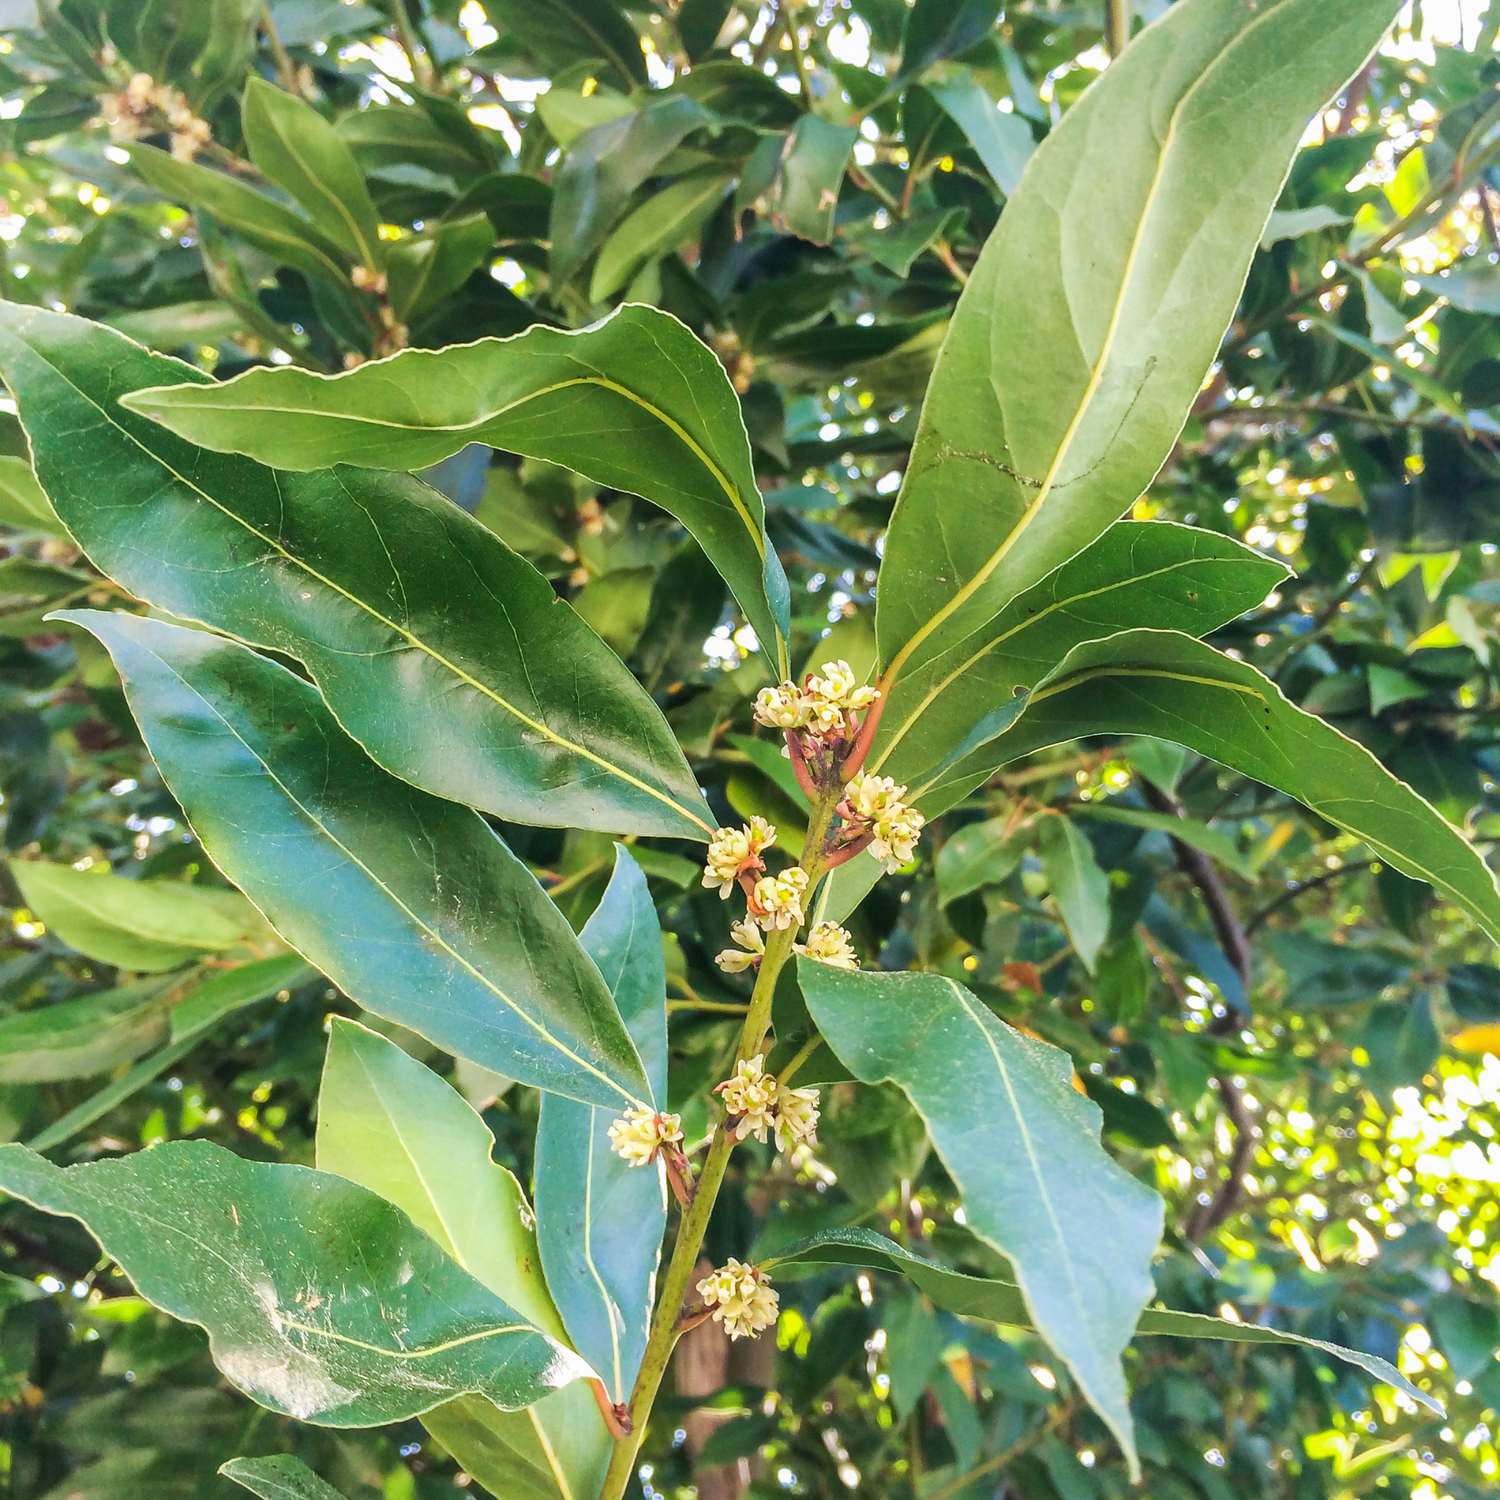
[106,300,251,351]
[24,955,313,1153]
[487,0,647,90]
[868,521,1286,792]
[590,170,732,302]
[536,847,668,1403]
[845,207,967,277]
[798,962,1164,1478]
[946,629,1500,942]
[316,1017,568,1340]
[126,144,351,286]
[899,0,1002,79]
[1073,803,1255,879]
[10,861,268,972]
[770,115,858,245]
[764,1227,1442,1414]
[386,213,495,322]
[926,74,1035,196]
[0,302,711,839]
[1036,816,1111,973]
[550,98,708,284]
[221,1455,348,1500]
[0,453,59,530]
[0,976,173,1083]
[934,817,1023,905]
[241,77,383,272]
[0,1140,592,1423]
[61,610,652,1109]
[1259,204,1351,248]
[119,302,791,675]
[876,0,1399,688]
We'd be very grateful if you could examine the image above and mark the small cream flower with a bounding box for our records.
[774,1084,821,1152]
[697,1259,779,1340]
[795,920,859,970]
[749,865,808,931]
[843,772,925,872]
[754,683,810,730]
[715,918,765,973]
[715,1055,780,1142]
[701,817,776,898]
[808,659,879,713]
[607,1106,684,1167]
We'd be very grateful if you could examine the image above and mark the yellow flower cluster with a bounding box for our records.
[696,1259,779,1340]
[714,1056,820,1151]
[795,920,859,970]
[97,73,212,161]
[842,772,926,871]
[753,659,879,740]
[606,1106,684,1168]
[714,917,765,973]
[749,865,808,930]
[701,816,775,898]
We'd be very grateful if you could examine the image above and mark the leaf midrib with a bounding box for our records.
[883,0,1291,686]
[28,343,712,836]
[129,632,643,1106]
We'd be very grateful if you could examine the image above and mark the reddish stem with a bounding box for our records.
[663,1151,695,1210]
[841,692,888,779]
[786,731,820,800]
[822,832,874,869]
[589,1377,633,1438]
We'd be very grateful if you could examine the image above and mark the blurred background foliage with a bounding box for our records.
[0,1,1499,1498]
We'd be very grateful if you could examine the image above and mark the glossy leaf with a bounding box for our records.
[799,961,1164,1476]
[549,98,707,284]
[934,817,1023,906]
[316,1019,614,1500]
[120,302,790,674]
[899,0,1003,80]
[926,74,1035,196]
[1075,802,1256,879]
[386,213,495,322]
[62,610,651,1109]
[0,976,173,1082]
[0,1141,591,1424]
[943,629,1500,944]
[590,171,732,302]
[0,302,711,838]
[766,1227,1441,1414]
[771,115,857,245]
[127,144,350,286]
[316,1018,568,1340]
[867,521,1287,791]
[876,0,1399,685]
[10,860,269,972]
[489,0,647,90]
[221,1455,347,1500]
[536,847,668,1403]
[1036,815,1110,973]
[241,77,382,271]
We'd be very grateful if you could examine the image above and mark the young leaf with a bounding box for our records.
[0,1141,592,1424]
[119,302,791,675]
[0,976,173,1083]
[25,955,315,1153]
[590,170,732,302]
[798,961,1164,1478]
[536,847,668,1403]
[925,74,1035,196]
[10,860,269,972]
[876,0,1400,687]
[868,521,1287,791]
[765,1226,1442,1414]
[316,1017,568,1341]
[241,76,383,272]
[1036,816,1111,973]
[221,1455,348,1500]
[936,628,1500,944]
[61,610,651,1109]
[127,144,351,286]
[386,213,496,323]
[0,302,711,839]
[0,454,59,531]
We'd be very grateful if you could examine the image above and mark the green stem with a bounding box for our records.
[596,783,842,1500]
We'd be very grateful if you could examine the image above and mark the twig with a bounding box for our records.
[784,6,815,111]
[924,1400,1076,1500]
[1332,61,1374,137]
[1103,0,1130,59]
[1244,859,1377,935]
[260,5,299,95]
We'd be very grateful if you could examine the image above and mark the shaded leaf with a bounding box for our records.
[770,115,857,244]
[62,609,651,1109]
[799,961,1164,1476]
[0,975,173,1082]
[926,74,1035,196]
[221,1455,348,1500]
